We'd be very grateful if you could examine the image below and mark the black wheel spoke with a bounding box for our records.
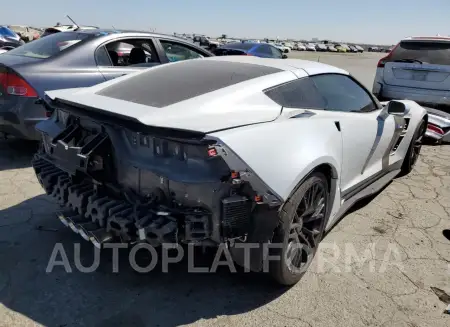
[303,212,324,224]
[286,180,327,273]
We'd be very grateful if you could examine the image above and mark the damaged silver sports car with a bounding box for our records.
[32,56,427,285]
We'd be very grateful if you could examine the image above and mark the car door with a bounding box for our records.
[95,37,161,81]
[253,44,275,58]
[269,45,283,59]
[311,74,399,197]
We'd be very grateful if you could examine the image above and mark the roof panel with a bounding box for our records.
[206,56,348,75]
[96,60,282,107]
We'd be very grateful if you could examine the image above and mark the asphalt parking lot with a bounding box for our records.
[1,52,450,327]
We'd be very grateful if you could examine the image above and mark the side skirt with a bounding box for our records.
[325,168,401,231]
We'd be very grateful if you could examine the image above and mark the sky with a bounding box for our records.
[1,0,449,45]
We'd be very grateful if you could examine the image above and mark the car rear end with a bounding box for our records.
[0,31,97,140]
[0,58,45,139]
[373,37,450,141]
[30,59,288,273]
[32,101,281,253]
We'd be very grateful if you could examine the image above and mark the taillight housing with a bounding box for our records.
[427,123,444,136]
[377,43,400,68]
[0,72,38,97]
[377,57,388,68]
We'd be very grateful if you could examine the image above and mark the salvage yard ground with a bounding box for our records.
[0,52,449,327]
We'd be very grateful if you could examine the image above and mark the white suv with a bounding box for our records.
[372,36,450,142]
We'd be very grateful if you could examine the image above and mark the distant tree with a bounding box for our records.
[56,22,61,26]
[221,34,227,39]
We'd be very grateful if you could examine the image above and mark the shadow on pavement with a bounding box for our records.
[327,181,392,236]
[0,139,38,171]
[0,195,287,327]
[443,229,450,241]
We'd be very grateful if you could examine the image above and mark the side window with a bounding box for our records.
[264,77,327,109]
[96,38,159,67]
[160,40,205,62]
[312,74,377,112]
[95,46,112,66]
[257,45,272,55]
[270,45,282,58]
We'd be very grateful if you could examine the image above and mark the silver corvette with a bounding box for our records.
[32,57,427,285]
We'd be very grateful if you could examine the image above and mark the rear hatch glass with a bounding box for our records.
[383,40,450,90]
[389,41,450,65]
[5,32,94,59]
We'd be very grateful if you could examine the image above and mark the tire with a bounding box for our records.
[400,119,426,176]
[269,172,330,285]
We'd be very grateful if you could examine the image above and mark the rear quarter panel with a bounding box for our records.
[21,65,106,96]
[12,39,107,96]
[209,118,343,201]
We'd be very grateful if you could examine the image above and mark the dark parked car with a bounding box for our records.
[0,26,24,49]
[0,29,213,140]
[213,42,287,59]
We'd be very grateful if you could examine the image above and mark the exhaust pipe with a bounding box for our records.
[77,222,101,241]
[89,229,114,249]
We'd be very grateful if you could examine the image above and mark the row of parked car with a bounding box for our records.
[169,34,372,54]
[290,42,364,53]
[189,37,366,54]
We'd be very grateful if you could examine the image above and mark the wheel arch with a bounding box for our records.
[282,161,339,227]
[284,160,339,203]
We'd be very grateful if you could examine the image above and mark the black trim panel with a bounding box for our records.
[341,160,402,201]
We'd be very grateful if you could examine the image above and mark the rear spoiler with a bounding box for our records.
[47,97,210,144]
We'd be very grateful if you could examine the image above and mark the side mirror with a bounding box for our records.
[282,54,288,59]
[387,101,406,116]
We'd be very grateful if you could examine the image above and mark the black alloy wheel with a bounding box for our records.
[270,172,329,285]
[401,119,426,175]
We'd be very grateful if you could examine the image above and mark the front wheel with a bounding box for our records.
[269,172,329,285]
[400,119,426,175]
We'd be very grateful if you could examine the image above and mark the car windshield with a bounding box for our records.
[0,27,17,38]
[389,41,450,65]
[6,31,95,59]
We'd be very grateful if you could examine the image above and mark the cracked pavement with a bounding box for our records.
[0,53,450,327]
